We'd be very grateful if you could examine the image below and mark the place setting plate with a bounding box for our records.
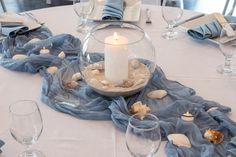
[179,13,221,44]
[88,0,141,22]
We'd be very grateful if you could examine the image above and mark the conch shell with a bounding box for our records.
[204,129,224,144]
[130,101,151,115]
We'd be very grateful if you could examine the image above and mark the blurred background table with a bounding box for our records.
[0,4,236,157]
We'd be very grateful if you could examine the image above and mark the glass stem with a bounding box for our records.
[25,145,33,156]
[168,24,174,33]
[224,56,232,70]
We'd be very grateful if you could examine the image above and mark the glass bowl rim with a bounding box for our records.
[87,21,150,46]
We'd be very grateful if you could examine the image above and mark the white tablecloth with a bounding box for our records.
[0,5,236,157]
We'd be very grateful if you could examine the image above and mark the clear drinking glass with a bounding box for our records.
[9,100,44,157]
[217,23,236,75]
[162,0,183,39]
[73,0,94,33]
[126,113,161,157]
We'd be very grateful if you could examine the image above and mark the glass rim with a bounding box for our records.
[87,22,147,46]
[9,99,39,116]
[128,113,160,131]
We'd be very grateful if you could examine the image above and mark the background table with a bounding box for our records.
[0,5,236,157]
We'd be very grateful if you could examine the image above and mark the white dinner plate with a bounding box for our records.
[88,0,141,22]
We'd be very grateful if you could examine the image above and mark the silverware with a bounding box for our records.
[145,8,152,24]
[173,13,205,27]
[25,12,44,25]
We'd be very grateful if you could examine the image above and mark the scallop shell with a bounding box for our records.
[89,78,99,85]
[91,69,100,75]
[12,54,28,60]
[27,38,41,44]
[101,80,110,86]
[206,107,218,113]
[72,72,82,81]
[204,129,224,144]
[130,59,140,69]
[130,101,151,115]
[134,79,145,86]
[58,51,66,59]
[66,81,79,89]
[147,90,167,99]
[181,112,194,122]
[119,80,134,88]
[167,134,191,148]
[46,66,58,75]
[90,62,104,70]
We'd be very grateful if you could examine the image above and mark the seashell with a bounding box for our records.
[167,134,191,148]
[181,111,194,122]
[119,80,134,88]
[102,85,109,89]
[101,80,110,86]
[89,78,99,85]
[72,72,82,81]
[130,59,140,69]
[91,69,100,75]
[207,107,218,113]
[134,78,145,86]
[46,66,58,75]
[204,129,224,144]
[58,51,66,59]
[65,81,79,89]
[27,38,41,44]
[147,90,167,99]
[138,74,146,79]
[40,47,50,54]
[90,62,104,70]
[130,101,151,115]
[12,54,28,60]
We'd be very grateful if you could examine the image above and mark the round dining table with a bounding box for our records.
[0,4,236,157]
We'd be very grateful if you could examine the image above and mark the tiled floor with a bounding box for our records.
[0,0,231,15]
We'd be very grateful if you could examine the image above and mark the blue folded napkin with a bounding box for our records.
[2,25,29,38]
[102,0,124,20]
[0,140,4,153]
[187,16,236,40]
[0,27,81,73]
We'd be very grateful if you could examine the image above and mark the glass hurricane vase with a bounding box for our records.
[80,22,156,97]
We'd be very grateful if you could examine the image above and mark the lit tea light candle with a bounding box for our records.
[181,111,194,122]
[104,32,128,84]
[40,47,50,54]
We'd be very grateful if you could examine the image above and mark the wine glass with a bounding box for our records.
[162,0,184,39]
[73,0,94,33]
[9,100,44,157]
[217,23,236,75]
[126,113,161,157]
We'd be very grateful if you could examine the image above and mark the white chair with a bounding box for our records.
[0,0,6,12]
[222,0,236,15]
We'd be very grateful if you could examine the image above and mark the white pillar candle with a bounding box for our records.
[104,32,128,84]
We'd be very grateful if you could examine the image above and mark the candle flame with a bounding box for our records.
[114,32,118,40]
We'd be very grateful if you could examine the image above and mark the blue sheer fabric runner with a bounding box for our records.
[187,16,236,40]
[1,25,236,156]
[0,27,81,73]
[40,58,235,157]
[0,140,4,153]
[226,136,236,156]
[102,0,124,20]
